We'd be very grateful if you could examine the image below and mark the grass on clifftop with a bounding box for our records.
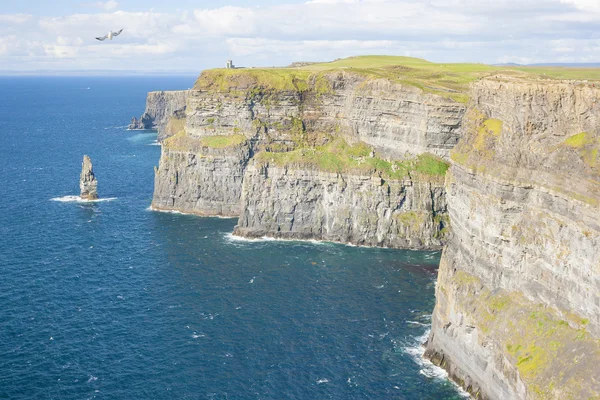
[255,138,449,179]
[195,55,600,103]
[164,130,246,152]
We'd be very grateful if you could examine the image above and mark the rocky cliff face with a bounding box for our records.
[425,76,600,399]
[151,136,251,217]
[233,162,447,249]
[143,63,600,398]
[129,90,189,139]
[150,70,460,246]
[80,155,98,200]
[188,72,465,160]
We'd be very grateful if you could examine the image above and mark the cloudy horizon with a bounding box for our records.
[1,0,600,74]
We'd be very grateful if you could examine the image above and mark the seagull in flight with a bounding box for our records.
[96,29,123,41]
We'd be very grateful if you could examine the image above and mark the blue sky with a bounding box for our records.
[1,0,599,74]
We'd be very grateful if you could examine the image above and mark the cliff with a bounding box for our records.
[151,58,466,243]
[233,145,449,248]
[425,76,600,399]
[129,90,189,139]
[141,57,600,399]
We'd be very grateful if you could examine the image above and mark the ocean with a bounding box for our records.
[0,76,465,399]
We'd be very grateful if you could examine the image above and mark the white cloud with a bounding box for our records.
[0,14,32,24]
[85,1,120,11]
[1,1,599,73]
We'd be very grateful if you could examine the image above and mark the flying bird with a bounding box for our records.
[96,29,123,41]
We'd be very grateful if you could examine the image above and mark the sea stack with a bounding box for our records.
[80,155,98,200]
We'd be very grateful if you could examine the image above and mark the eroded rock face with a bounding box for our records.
[129,90,189,139]
[425,76,600,399]
[233,162,448,249]
[151,142,251,217]
[80,155,98,200]
[147,71,462,245]
[185,73,465,160]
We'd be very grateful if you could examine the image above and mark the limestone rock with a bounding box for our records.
[128,90,190,139]
[80,155,98,200]
[233,162,448,249]
[425,76,600,399]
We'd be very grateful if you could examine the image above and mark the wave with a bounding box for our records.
[224,232,333,246]
[51,196,117,203]
[147,206,237,219]
[402,329,470,397]
[103,125,128,130]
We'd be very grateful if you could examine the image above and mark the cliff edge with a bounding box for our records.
[425,76,600,399]
[150,56,472,247]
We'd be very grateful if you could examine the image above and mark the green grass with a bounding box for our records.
[451,270,600,398]
[564,132,590,148]
[195,55,600,103]
[255,138,449,178]
[164,131,246,152]
[563,132,599,168]
[200,134,246,149]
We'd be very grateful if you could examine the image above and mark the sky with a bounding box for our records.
[1,0,599,74]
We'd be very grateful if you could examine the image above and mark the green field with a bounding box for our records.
[195,55,600,103]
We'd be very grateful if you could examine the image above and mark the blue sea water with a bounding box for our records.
[0,76,465,399]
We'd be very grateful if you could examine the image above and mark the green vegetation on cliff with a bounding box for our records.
[256,138,448,180]
[449,271,600,399]
[164,130,247,152]
[195,55,600,104]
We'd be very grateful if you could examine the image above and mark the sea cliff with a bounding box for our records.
[139,56,600,398]
[425,76,600,399]
[129,90,189,139]
[150,59,464,244]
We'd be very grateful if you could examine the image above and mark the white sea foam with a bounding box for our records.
[224,232,328,246]
[407,320,429,327]
[402,328,471,397]
[51,196,117,203]
[147,206,237,219]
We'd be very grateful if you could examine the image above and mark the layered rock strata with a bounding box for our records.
[129,90,189,139]
[233,162,448,249]
[150,70,462,247]
[425,76,600,399]
[80,155,98,200]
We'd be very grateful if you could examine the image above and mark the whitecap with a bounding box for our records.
[407,320,429,327]
[224,232,328,246]
[51,196,117,203]
[316,378,329,384]
[87,375,98,383]
[148,206,237,219]
[402,328,470,397]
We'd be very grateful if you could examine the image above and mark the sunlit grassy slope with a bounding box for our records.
[195,55,600,103]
